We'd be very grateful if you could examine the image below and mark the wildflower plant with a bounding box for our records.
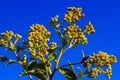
[0,7,117,80]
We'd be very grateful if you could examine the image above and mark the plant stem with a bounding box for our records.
[49,48,64,80]
[56,48,63,69]
[13,50,18,59]
[49,68,57,80]
[28,75,33,80]
[60,61,82,68]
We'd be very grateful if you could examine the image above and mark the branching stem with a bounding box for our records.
[49,48,64,80]
[60,61,82,68]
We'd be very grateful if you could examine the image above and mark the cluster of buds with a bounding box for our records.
[49,42,57,50]
[0,31,22,51]
[14,34,22,40]
[28,24,50,44]
[37,44,48,57]
[66,24,87,46]
[84,22,95,34]
[1,31,14,41]
[64,7,84,24]
[49,15,61,28]
[82,51,117,79]
[28,24,51,58]
[0,38,8,46]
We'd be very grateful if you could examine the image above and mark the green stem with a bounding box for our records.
[13,50,19,60]
[60,61,82,68]
[49,68,56,80]
[49,48,64,80]
[56,48,63,69]
[28,75,33,80]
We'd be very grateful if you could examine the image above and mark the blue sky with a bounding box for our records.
[0,0,120,80]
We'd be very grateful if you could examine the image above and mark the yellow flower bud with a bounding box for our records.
[22,55,27,66]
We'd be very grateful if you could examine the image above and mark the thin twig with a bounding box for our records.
[60,61,82,68]
[28,75,33,80]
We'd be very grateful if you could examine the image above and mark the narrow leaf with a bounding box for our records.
[59,67,76,80]
[19,70,47,80]
[61,38,68,47]
[81,50,85,58]
[53,29,63,38]
[27,61,37,70]
[5,60,16,66]
[27,61,45,71]
[77,67,83,78]
[0,55,9,62]
[67,61,75,73]
[47,52,56,61]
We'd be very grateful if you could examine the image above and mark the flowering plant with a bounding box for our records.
[0,7,117,80]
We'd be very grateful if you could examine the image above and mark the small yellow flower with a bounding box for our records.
[84,22,95,34]
[14,34,22,39]
[30,49,36,57]
[22,55,27,66]
[0,39,5,46]
[9,44,15,51]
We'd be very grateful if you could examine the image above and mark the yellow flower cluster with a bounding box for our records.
[83,51,117,79]
[0,31,22,51]
[64,7,84,23]
[0,38,8,46]
[49,15,60,28]
[28,24,50,44]
[28,24,51,58]
[66,24,87,45]
[84,22,95,34]
[29,44,48,59]
[93,51,117,67]
[1,31,14,41]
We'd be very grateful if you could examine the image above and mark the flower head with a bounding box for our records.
[49,15,61,28]
[28,24,51,58]
[64,7,84,24]
[66,24,87,46]
[82,51,117,79]
[84,22,95,34]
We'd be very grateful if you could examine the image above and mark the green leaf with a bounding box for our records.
[67,61,75,73]
[27,61,37,70]
[77,67,83,78]
[19,70,47,80]
[59,67,76,80]
[5,60,16,66]
[27,61,45,72]
[47,52,56,61]
[81,50,85,58]
[53,29,63,38]
[61,38,68,47]
[0,55,9,62]
[45,64,51,75]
